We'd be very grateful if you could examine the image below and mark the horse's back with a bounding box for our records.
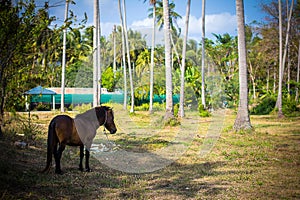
[50,115,82,145]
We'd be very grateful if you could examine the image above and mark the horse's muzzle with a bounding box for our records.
[110,129,117,134]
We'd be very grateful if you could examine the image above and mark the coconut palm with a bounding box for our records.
[121,0,134,113]
[179,0,191,118]
[61,0,69,112]
[233,0,252,130]
[118,0,128,110]
[144,0,157,113]
[162,0,173,119]
[276,0,294,118]
[201,0,206,108]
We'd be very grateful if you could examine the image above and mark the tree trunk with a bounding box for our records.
[122,0,134,113]
[162,0,174,120]
[118,0,127,110]
[296,41,300,102]
[273,64,276,93]
[276,0,294,118]
[267,65,270,92]
[248,60,256,100]
[93,0,99,107]
[179,0,191,118]
[149,4,156,114]
[61,0,69,112]
[233,0,252,131]
[97,1,101,106]
[113,25,117,78]
[201,0,206,109]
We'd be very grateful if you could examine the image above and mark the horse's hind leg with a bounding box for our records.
[85,149,91,172]
[79,145,84,171]
[54,143,66,174]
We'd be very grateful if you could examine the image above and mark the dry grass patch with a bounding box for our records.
[0,109,299,199]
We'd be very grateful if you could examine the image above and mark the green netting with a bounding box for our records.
[29,93,179,105]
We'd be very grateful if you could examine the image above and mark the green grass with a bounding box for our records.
[0,109,299,199]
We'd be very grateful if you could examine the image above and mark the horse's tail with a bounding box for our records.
[41,119,56,173]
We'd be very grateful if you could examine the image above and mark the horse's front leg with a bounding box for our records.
[54,143,66,174]
[85,149,91,172]
[79,145,84,171]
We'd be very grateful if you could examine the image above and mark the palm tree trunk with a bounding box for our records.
[61,0,69,112]
[122,0,134,113]
[162,0,174,119]
[97,0,101,105]
[93,0,99,107]
[233,0,252,130]
[179,0,191,118]
[118,0,127,110]
[277,0,294,117]
[113,25,117,78]
[149,4,156,113]
[296,41,300,102]
[201,0,206,109]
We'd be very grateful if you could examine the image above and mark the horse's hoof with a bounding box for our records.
[79,167,84,172]
[55,169,63,175]
[85,168,92,172]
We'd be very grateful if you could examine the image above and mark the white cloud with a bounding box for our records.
[119,12,237,45]
[176,12,237,40]
[131,18,153,28]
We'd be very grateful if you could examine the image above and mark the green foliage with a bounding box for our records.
[35,103,50,111]
[135,103,150,111]
[153,102,165,111]
[173,103,179,117]
[4,113,42,142]
[72,103,92,112]
[198,104,211,117]
[164,117,180,127]
[250,95,276,115]
[282,98,300,116]
[102,67,121,92]
[250,94,300,116]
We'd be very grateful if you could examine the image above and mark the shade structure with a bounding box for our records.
[25,86,56,110]
[25,86,56,95]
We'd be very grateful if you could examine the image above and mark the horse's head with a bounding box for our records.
[96,106,117,134]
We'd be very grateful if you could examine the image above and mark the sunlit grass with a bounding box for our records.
[0,108,299,199]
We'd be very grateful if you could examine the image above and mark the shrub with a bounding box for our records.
[153,102,165,111]
[164,117,180,126]
[198,104,211,117]
[135,103,150,111]
[250,95,276,115]
[282,98,300,116]
[173,104,179,117]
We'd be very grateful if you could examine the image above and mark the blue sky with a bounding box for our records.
[44,0,270,43]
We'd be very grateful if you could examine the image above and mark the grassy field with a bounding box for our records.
[0,108,299,199]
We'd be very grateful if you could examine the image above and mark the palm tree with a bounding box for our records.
[61,0,69,112]
[113,25,117,78]
[93,0,100,107]
[233,0,252,130]
[276,0,294,118]
[149,0,181,33]
[144,0,157,113]
[201,0,206,108]
[296,41,300,102]
[121,0,134,113]
[162,0,174,119]
[179,0,191,118]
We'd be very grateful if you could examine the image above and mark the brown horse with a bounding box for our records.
[42,106,117,174]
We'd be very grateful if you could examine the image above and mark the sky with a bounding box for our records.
[42,0,271,44]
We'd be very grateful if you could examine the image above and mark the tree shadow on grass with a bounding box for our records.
[0,133,246,199]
